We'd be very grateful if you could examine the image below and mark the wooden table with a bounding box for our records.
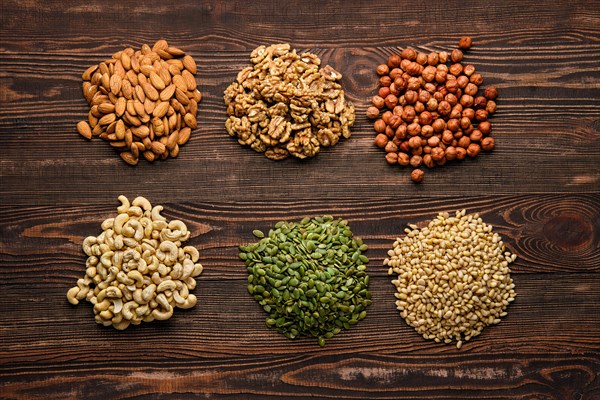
[1,0,599,398]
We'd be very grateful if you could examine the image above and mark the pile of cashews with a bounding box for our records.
[66,195,203,330]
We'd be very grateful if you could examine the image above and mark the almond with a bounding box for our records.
[142,82,159,101]
[121,79,133,99]
[158,67,171,86]
[152,39,169,52]
[167,130,179,149]
[143,150,156,162]
[183,113,197,129]
[172,75,187,92]
[115,120,126,140]
[134,85,146,103]
[109,74,122,95]
[98,113,116,126]
[166,46,185,56]
[115,97,127,116]
[121,52,131,71]
[120,151,138,166]
[144,98,155,115]
[132,125,150,138]
[160,84,176,101]
[153,101,170,118]
[182,55,197,74]
[175,88,190,105]
[98,102,115,114]
[77,121,92,139]
[169,144,180,158]
[149,71,166,90]
[151,141,166,155]
[82,65,98,81]
[133,100,146,116]
[181,70,196,91]
[177,127,191,145]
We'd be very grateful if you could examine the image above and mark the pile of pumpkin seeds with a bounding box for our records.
[239,216,371,346]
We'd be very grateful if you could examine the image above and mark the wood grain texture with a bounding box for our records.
[0,0,599,398]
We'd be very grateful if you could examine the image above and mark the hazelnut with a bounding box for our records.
[467,143,481,157]
[455,147,467,160]
[460,94,474,108]
[378,87,391,99]
[419,111,433,125]
[385,94,399,109]
[435,50,447,63]
[401,48,417,61]
[372,96,385,109]
[418,90,431,104]
[416,52,428,65]
[374,120,387,133]
[407,77,422,90]
[395,124,407,139]
[366,106,380,119]
[376,64,390,76]
[427,52,439,66]
[385,126,394,138]
[462,108,475,120]
[457,75,469,89]
[460,116,472,130]
[432,119,446,133]
[406,62,423,76]
[470,129,483,142]
[435,71,448,83]
[382,111,393,124]
[385,152,398,164]
[484,86,499,100]
[447,118,460,132]
[374,133,388,147]
[474,96,487,109]
[410,169,425,183]
[407,122,421,136]
[478,120,492,134]
[458,136,471,149]
[459,36,473,50]
[438,101,451,116]
[431,147,445,162]
[393,136,402,146]
[481,137,495,151]
[399,140,410,153]
[463,83,477,96]
[433,91,444,102]
[400,59,411,71]
[421,125,434,138]
[427,98,439,112]
[389,68,403,80]
[401,106,416,122]
[470,73,484,85]
[408,136,422,148]
[446,79,459,93]
[453,130,463,139]
[449,63,463,76]
[394,77,407,91]
[423,154,435,168]
[423,145,432,154]
[475,109,488,121]
[437,64,449,73]
[385,141,399,153]
[445,93,458,106]
[412,146,423,156]
[437,85,449,97]
[379,76,392,87]
[388,115,402,129]
[451,49,464,63]
[398,95,407,106]
[410,155,423,168]
[393,105,404,116]
[398,152,410,166]
[463,64,475,76]
[388,54,402,68]
[486,100,497,114]
[450,105,463,120]
[445,146,457,160]
[424,82,437,93]
[404,90,418,104]
[427,136,440,147]
[414,101,425,114]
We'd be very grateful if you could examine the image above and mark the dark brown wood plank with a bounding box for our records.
[1,0,599,398]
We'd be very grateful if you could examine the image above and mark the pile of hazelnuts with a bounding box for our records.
[367,37,498,183]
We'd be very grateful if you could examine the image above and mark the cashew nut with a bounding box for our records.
[117,195,130,214]
[157,280,177,292]
[178,294,197,309]
[152,305,173,321]
[67,286,81,305]
[151,205,166,222]
[122,301,139,320]
[113,213,129,235]
[132,196,152,211]
[183,246,200,262]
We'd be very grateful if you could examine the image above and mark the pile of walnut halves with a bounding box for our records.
[224,43,355,160]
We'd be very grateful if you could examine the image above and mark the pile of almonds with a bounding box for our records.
[76,40,202,165]
[367,37,499,182]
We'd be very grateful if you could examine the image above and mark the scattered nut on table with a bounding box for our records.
[66,196,203,329]
[224,43,355,160]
